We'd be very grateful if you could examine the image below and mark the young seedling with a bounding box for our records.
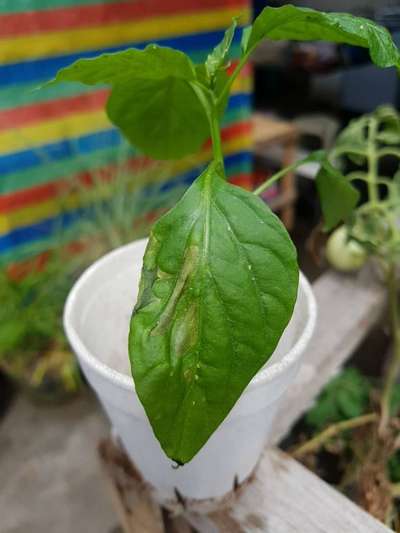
[49,5,400,464]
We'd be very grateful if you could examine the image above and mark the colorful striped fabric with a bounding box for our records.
[0,0,253,265]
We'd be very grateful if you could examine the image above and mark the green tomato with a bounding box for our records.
[326,226,367,272]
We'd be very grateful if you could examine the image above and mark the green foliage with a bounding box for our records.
[129,162,298,463]
[49,5,400,463]
[0,253,74,362]
[330,105,400,262]
[246,5,400,68]
[316,159,360,231]
[49,46,209,159]
[306,368,372,431]
[205,19,237,79]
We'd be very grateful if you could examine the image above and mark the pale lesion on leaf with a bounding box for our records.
[150,244,199,337]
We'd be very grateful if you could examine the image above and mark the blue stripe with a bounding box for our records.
[0,93,251,175]
[0,150,252,254]
[1,30,241,87]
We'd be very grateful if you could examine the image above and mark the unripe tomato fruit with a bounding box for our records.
[326,226,367,272]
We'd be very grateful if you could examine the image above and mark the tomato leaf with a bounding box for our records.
[205,19,237,79]
[246,5,400,69]
[129,162,299,464]
[316,159,360,231]
[46,45,209,160]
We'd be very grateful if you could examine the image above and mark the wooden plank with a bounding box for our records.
[253,113,298,146]
[271,266,386,445]
[98,439,165,533]
[185,448,392,533]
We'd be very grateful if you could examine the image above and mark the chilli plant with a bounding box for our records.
[49,5,400,464]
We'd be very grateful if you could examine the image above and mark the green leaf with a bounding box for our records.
[240,26,252,55]
[306,368,371,431]
[334,116,368,165]
[375,105,400,145]
[47,45,209,160]
[129,162,299,464]
[316,159,360,231]
[205,19,237,79]
[246,5,400,69]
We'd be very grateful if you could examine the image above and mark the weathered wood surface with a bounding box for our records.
[186,448,391,533]
[98,439,194,533]
[99,268,390,533]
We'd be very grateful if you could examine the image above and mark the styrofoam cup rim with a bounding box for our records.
[64,239,317,393]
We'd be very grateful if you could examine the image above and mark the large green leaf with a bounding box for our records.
[129,163,299,464]
[316,159,360,231]
[47,45,210,160]
[246,5,400,69]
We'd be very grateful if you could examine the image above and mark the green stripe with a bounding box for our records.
[0,0,119,15]
[0,82,94,111]
[1,105,250,194]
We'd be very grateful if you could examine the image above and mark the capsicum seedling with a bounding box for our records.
[49,5,400,464]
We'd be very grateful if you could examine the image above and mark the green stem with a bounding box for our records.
[379,264,400,435]
[292,413,378,459]
[254,151,326,196]
[367,118,379,206]
[217,52,250,109]
[191,83,224,170]
[254,166,290,196]
[378,148,400,159]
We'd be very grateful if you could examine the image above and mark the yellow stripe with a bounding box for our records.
[0,7,251,64]
[0,110,110,154]
[0,133,251,235]
[0,82,251,154]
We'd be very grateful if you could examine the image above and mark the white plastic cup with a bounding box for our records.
[64,239,317,503]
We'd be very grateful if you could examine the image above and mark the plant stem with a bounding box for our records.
[367,118,379,206]
[379,264,400,435]
[254,151,326,196]
[292,413,378,459]
[254,166,291,196]
[191,83,224,170]
[209,100,224,167]
[217,52,250,109]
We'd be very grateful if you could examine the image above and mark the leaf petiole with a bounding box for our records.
[254,151,326,196]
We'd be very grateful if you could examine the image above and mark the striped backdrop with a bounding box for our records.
[0,0,253,266]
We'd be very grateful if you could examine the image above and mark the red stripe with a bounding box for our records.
[0,156,147,213]
[0,0,248,37]
[0,89,108,131]
[0,121,251,213]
